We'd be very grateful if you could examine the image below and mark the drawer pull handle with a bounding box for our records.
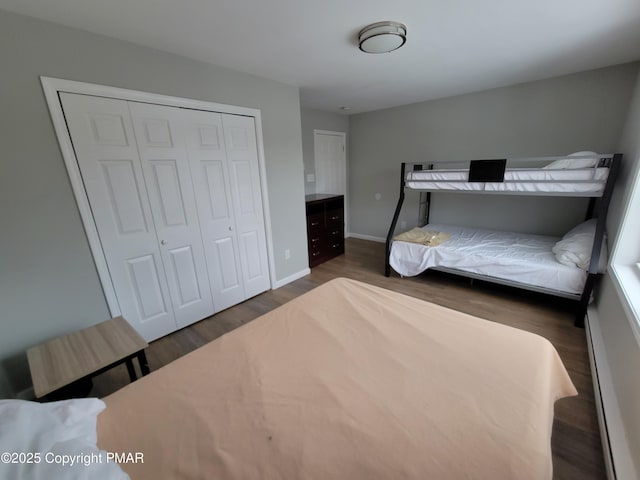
[312,252,320,257]
[311,238,320,243]
[332,243,340,248]
[331,216,339,220]
[332,231,339,235]
[311,221,320,226]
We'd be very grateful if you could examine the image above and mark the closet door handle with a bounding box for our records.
[228,226,233,231]
[160,240,167,245]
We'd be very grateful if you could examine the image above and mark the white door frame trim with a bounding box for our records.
[313,129,348,234]
[41,76,277,316]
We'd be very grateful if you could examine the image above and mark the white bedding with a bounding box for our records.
[0,398,128,480]
[406,167,609,195]
[390,224,588,295]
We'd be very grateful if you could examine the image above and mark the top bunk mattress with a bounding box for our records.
[405,167,609,195]
[390,224,588,295]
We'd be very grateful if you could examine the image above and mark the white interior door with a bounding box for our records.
[60,93,177,341]
[314,130,347,232]
[222,114,271,299]
[128,102,215,329]
[181,109,245,311]
[314,131,346,195]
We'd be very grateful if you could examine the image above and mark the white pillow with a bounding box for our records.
[543,151,599,170]
[552,219,606,271]
[0,398,129,480]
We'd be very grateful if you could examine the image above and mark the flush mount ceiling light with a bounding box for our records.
[358,21,407,54]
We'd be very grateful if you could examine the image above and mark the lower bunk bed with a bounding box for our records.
[388,221,605,326]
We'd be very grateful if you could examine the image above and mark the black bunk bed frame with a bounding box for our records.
[384,154,622,327]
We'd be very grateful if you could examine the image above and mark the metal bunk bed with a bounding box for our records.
[384,153,621,327]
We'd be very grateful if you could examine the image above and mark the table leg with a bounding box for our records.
[125,358,137,382]
[137,350,150,376]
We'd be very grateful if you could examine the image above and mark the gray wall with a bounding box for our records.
[593,67,640,477]
[0,10,307,397]
[349,63,639,239]
[300,108,349,195]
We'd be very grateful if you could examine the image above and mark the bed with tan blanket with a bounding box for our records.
[97,278,576,479]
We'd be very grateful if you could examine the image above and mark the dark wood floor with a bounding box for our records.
[92,238,605,479]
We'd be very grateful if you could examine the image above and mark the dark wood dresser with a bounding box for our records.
[305,194,344,268]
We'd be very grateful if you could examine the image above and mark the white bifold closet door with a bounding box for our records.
[127,101,215,331]
[60,93,270,341]
[181,110,270,310]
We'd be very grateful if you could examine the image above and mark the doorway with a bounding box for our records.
[313,130,347,234]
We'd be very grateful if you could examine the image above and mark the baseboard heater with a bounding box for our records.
[585,312,617,480]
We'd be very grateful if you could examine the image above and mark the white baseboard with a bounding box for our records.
[272,268,310,289]
[586,307,638,480]
[347,232,386,243]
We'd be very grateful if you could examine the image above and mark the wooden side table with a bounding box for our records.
[27,316,150,399]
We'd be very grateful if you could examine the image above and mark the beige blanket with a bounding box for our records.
[394,227,451,246]
[97,278,576,479]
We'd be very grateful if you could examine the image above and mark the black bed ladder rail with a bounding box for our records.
[418,192,428,225]
[575,152,622,327]
[385,162,432,277]
[385,163,407,276]
[585,154,615,219]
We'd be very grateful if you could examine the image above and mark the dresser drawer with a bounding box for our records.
[327,225,343,239]
[308,243,324,267]
[327,238,344,255]
[308,233,323,249]
[306,213,324,232]
[309,246,323,261]
[326,209,343,226]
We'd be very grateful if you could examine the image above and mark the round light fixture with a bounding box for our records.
[358,21,407,54]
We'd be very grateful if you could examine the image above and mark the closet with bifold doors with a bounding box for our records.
[60,92,270,341]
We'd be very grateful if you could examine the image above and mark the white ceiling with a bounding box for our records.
[2,0,640,114]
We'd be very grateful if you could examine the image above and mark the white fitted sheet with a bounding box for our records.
[390,224,588,295]
[406,167,609,195]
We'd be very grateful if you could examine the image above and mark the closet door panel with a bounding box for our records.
[126,255,169,320]
[100,160,148,234]
[167,246,202,305]
[60,93,176,341]
[213,238,242,290]
[204,160,231,220]
[129,102,214,329]
[239,231,263,280]
[149,160,188,227]
[222,114,270,298]
[181,110,245,311]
